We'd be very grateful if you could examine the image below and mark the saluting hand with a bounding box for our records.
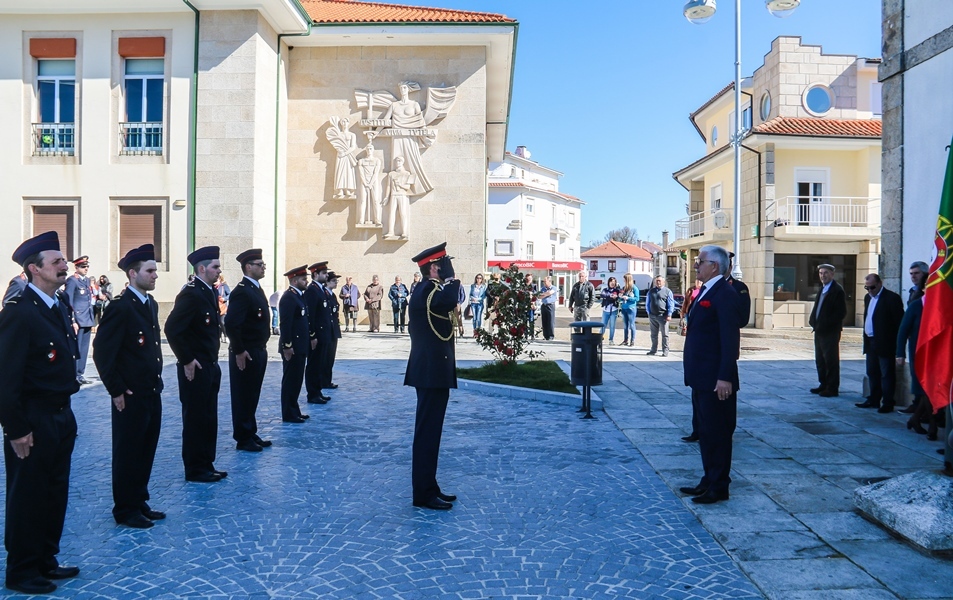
[183,359,202,381]
[113,390,132,412]
[10,433,33,459]
[235,351,251,371]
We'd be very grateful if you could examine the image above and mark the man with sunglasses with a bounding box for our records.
[856,274,904,413]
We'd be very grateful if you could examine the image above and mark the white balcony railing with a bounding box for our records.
[32,123,75,156]
[119,122,163,155]
[768,196,880,229]
[674,208,733,242]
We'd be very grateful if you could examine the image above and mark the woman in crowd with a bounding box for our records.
[679,279,703,335]
[215,274,231,343]
[619,273,639,347]
[468,274,487,336]
[600,276,622,345]
[484,273,502,334]
[95,274,114,325]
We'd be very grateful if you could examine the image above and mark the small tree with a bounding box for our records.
[476,265,543,364]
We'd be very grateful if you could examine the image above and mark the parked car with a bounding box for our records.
[637,288,683,319]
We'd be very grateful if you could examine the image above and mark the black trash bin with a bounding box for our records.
[569,321,603,419]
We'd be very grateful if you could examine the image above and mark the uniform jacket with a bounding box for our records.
[683,277,741,392]
[329,290,342,338]
[726,277,751,327]
[2,274,26,306]
[64,273,96,327]
[279,288,309,355]
[404,279,461,389]
[164,279,221,365]
[304,281,333,345]
[223,277,271,354]
[0,286,80,439]
[808,279,847,334]
[92,288,163,399]
[863,287,905,358]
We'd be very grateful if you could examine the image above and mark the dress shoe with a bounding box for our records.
[186,472,222,483]
[818,390,839,397]
[900,405,917,414]
[810,386,824,394]
[692,490,729,504]
[6,577,56,594]
[254,436,272,447]
[307,397,328,405]
[300,414,310,420]
[236,439,263,452]
[646,351,656,356]
[662,351,669,357]
[77,376,93,385]
[324,383,339,389]
[283,416,306,423]
[119,514,154,529]
[679,485,707,496]
[142,509,166,520]
[213,470,228,478]
[877,405,894,414]
[41,566,79,580]
[681,434,699,443]
[907,418,927,434]
[437,492,457,502]
[855,401,879,409]
[413,497,453,510]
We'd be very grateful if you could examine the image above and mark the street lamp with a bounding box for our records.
[683,0,800,280]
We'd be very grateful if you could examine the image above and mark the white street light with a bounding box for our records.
[682,0,800,280]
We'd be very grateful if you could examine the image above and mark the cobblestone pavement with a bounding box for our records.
[0,332,761,599]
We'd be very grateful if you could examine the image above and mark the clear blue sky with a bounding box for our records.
[429,0,882,246]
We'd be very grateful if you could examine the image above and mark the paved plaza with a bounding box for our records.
[0,324,950,599]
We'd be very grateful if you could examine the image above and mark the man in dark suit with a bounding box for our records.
[64,256,96,384]
[304,261,332,405]
[678,245,741,505]
[0,232,81,594]
[856,273,905,413]
[279,266,312,423]
[726,252,750,328]
[164,246,228,483]
[808,264,847,397]
[92,244,165,529]
[324,272,343,390]
[405,242,461,511]
[224,249,272,452]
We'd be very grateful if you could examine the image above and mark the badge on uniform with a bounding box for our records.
[205,315,211,325]
[323,301,327,307]
[48,349,57,362]
[300,308,305,316]
[79,289,86,295]
[138,333,145,347]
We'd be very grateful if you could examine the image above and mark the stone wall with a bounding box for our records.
[284,45,488,299]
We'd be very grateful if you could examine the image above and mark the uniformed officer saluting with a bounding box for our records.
[304,261,333,405]
[224,249,273,452]
[64,254,96,384]
[92,244,165,529]
[0,231,82,595]
[278,265,312,423]
[164,246,228,483]
[405,242,461,510]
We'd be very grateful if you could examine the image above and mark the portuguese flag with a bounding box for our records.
[916,136,953,412]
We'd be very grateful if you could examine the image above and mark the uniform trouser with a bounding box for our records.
[229,347,267,443]
[392,305,407,331]
[112,392,161,522]
[280,350,306,420]
[177,361,221,478]
[322,338,338,388]
[76,326,92,377]
[305,343,330,400]
[866,351,897,408]
[541,303,555,340]
[649,315,670,352]
[695,388,736,494]
[412,387,450,503]
[4,401,76,585]
[368,309,380,331]
[813,330,841,392]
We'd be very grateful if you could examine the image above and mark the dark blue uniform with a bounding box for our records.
[92,288,163,523]
[223,277,271,443]
[63,273,95,379]
[164,279,222,479]
[304,281,333,399]
[0,286,80,586]
[326,289,342,387]
[279,288,309,421]
[405,278,461,504]
[726,276,751,328]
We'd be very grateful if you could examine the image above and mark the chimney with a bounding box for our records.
[514,146,530,159]
[662,230,669,248]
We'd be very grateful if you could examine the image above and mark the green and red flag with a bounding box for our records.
[916,136,953,412]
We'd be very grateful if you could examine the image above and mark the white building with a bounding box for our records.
[581,240,654,290]
[487,147,584,304]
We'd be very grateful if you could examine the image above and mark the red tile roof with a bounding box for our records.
[580,240,653,260]
[753,116,881,138]
[301,0,515,24]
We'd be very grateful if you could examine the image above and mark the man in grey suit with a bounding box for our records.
[808,264,847,397]
[63,256,96,384]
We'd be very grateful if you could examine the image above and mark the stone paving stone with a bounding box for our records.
[0,359,761,599]
[714,530,838,561]
[738,557,886,594]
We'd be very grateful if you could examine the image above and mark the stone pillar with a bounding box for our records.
[880,0,904,293]
[194,10,279,284]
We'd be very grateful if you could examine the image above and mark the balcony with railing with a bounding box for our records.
[119,122,163,155]
[673,208,734,247]
[766,196,880,241]
[32,123,75,156]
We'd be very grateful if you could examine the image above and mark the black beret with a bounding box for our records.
[12,231,60,266]
[118,244,155,271]
[187,246,220,266]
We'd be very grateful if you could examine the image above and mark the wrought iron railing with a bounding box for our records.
[32,123,75,156]
[119,122,163,155]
